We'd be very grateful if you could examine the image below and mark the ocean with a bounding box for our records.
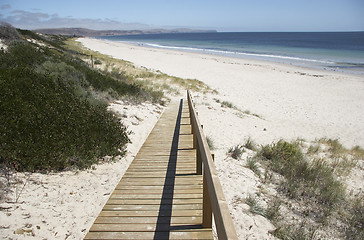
[99,32,364,75]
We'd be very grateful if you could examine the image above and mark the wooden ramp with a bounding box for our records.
[84,98,213,239]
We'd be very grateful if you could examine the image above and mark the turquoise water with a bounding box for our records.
[100,32,364,75]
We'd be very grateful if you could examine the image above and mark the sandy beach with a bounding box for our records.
[76,38,364,239]
[1,37,363,240]
[78,38,364,148]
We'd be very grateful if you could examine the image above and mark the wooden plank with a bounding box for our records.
[126,167,196,171]
[114,185,202,190]
[110,194,203,199]
[133,153,195,159]
[89,224,209,232]
[135,150,196,157]
[119,176,202,182]
[94,216,201,224]
[98,210,202,217]
[122,172,196,177]
[106,199,203,205]
[85,230,213,240]
[118,176,203,182]
[103,204,202,211]
[112,189,202,194]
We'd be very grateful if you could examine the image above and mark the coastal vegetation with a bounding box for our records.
[227,144,244,160]
[0,23,214,173]
[65,39,213,95]
[0,25,165,172]
[231,138,364,239]
[213,98,262,119]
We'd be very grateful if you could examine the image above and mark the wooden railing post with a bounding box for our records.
[91,55,94,68]
[203,153,214,227]
[187,90,238,240]
[188,91,202,175]
[196,123,203,175]
[196,148,202,175]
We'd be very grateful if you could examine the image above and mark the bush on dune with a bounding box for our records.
[0,39,138,171]
[259,140,345,207]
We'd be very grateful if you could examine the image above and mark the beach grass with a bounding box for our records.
[245,194,266,217]
[206,136,215,150]
[246,138,364,239]
[246,157,261,176]
[64,39,213,95]
[244,137,257,151]
[227,144,244,159]
[213,98,263,119]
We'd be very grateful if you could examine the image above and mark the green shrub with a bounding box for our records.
[259,140,306,180]
[94,59,102,65]
[307,143,320,154]
[265,197,282,221]
[245,195,266,216]
[206,136,215,150]
[0,67,128,171]
[227,145,244,159]
[327,139,346,157]
[351,145,364,159]
[0,40,46,68]
[345,195,364,240]
[259,140,345,207]
[0,22,21,43]
[246,157,261,176]
[244,137,257,151]
[1,29,165,172]
[271,222,318,240]
[221,101,235,109]
[0,39,135,171]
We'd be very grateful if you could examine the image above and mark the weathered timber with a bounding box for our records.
[84,99,212,240]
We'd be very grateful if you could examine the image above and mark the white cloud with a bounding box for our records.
[0,9,153,30]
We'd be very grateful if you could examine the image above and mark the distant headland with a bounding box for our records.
[35,27,217,37]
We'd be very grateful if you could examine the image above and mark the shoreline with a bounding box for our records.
[78,37,364,148]
[88,37,364,78]
[95,36,364,77]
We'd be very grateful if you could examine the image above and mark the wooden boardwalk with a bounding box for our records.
[84,98,213,239]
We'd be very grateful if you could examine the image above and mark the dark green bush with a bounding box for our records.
[94,59,102,65]
[0,40,46,69]
[345,195,364,240]
[227,144,244,159]
[0,28,165,171]
[0,40,135,171]
[0,22,21,43]
[260,140,306,179]
[0,67,128,171]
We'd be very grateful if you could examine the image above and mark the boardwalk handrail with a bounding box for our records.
[187,90,238,240]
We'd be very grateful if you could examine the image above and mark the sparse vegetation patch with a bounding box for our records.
[227,145,244,159]
[236,136,363,239]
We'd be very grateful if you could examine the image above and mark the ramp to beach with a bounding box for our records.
[84,91,237,240]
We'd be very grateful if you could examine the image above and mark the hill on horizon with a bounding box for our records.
[35,27,217,37]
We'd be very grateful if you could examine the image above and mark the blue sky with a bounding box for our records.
[1,0,363,31]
